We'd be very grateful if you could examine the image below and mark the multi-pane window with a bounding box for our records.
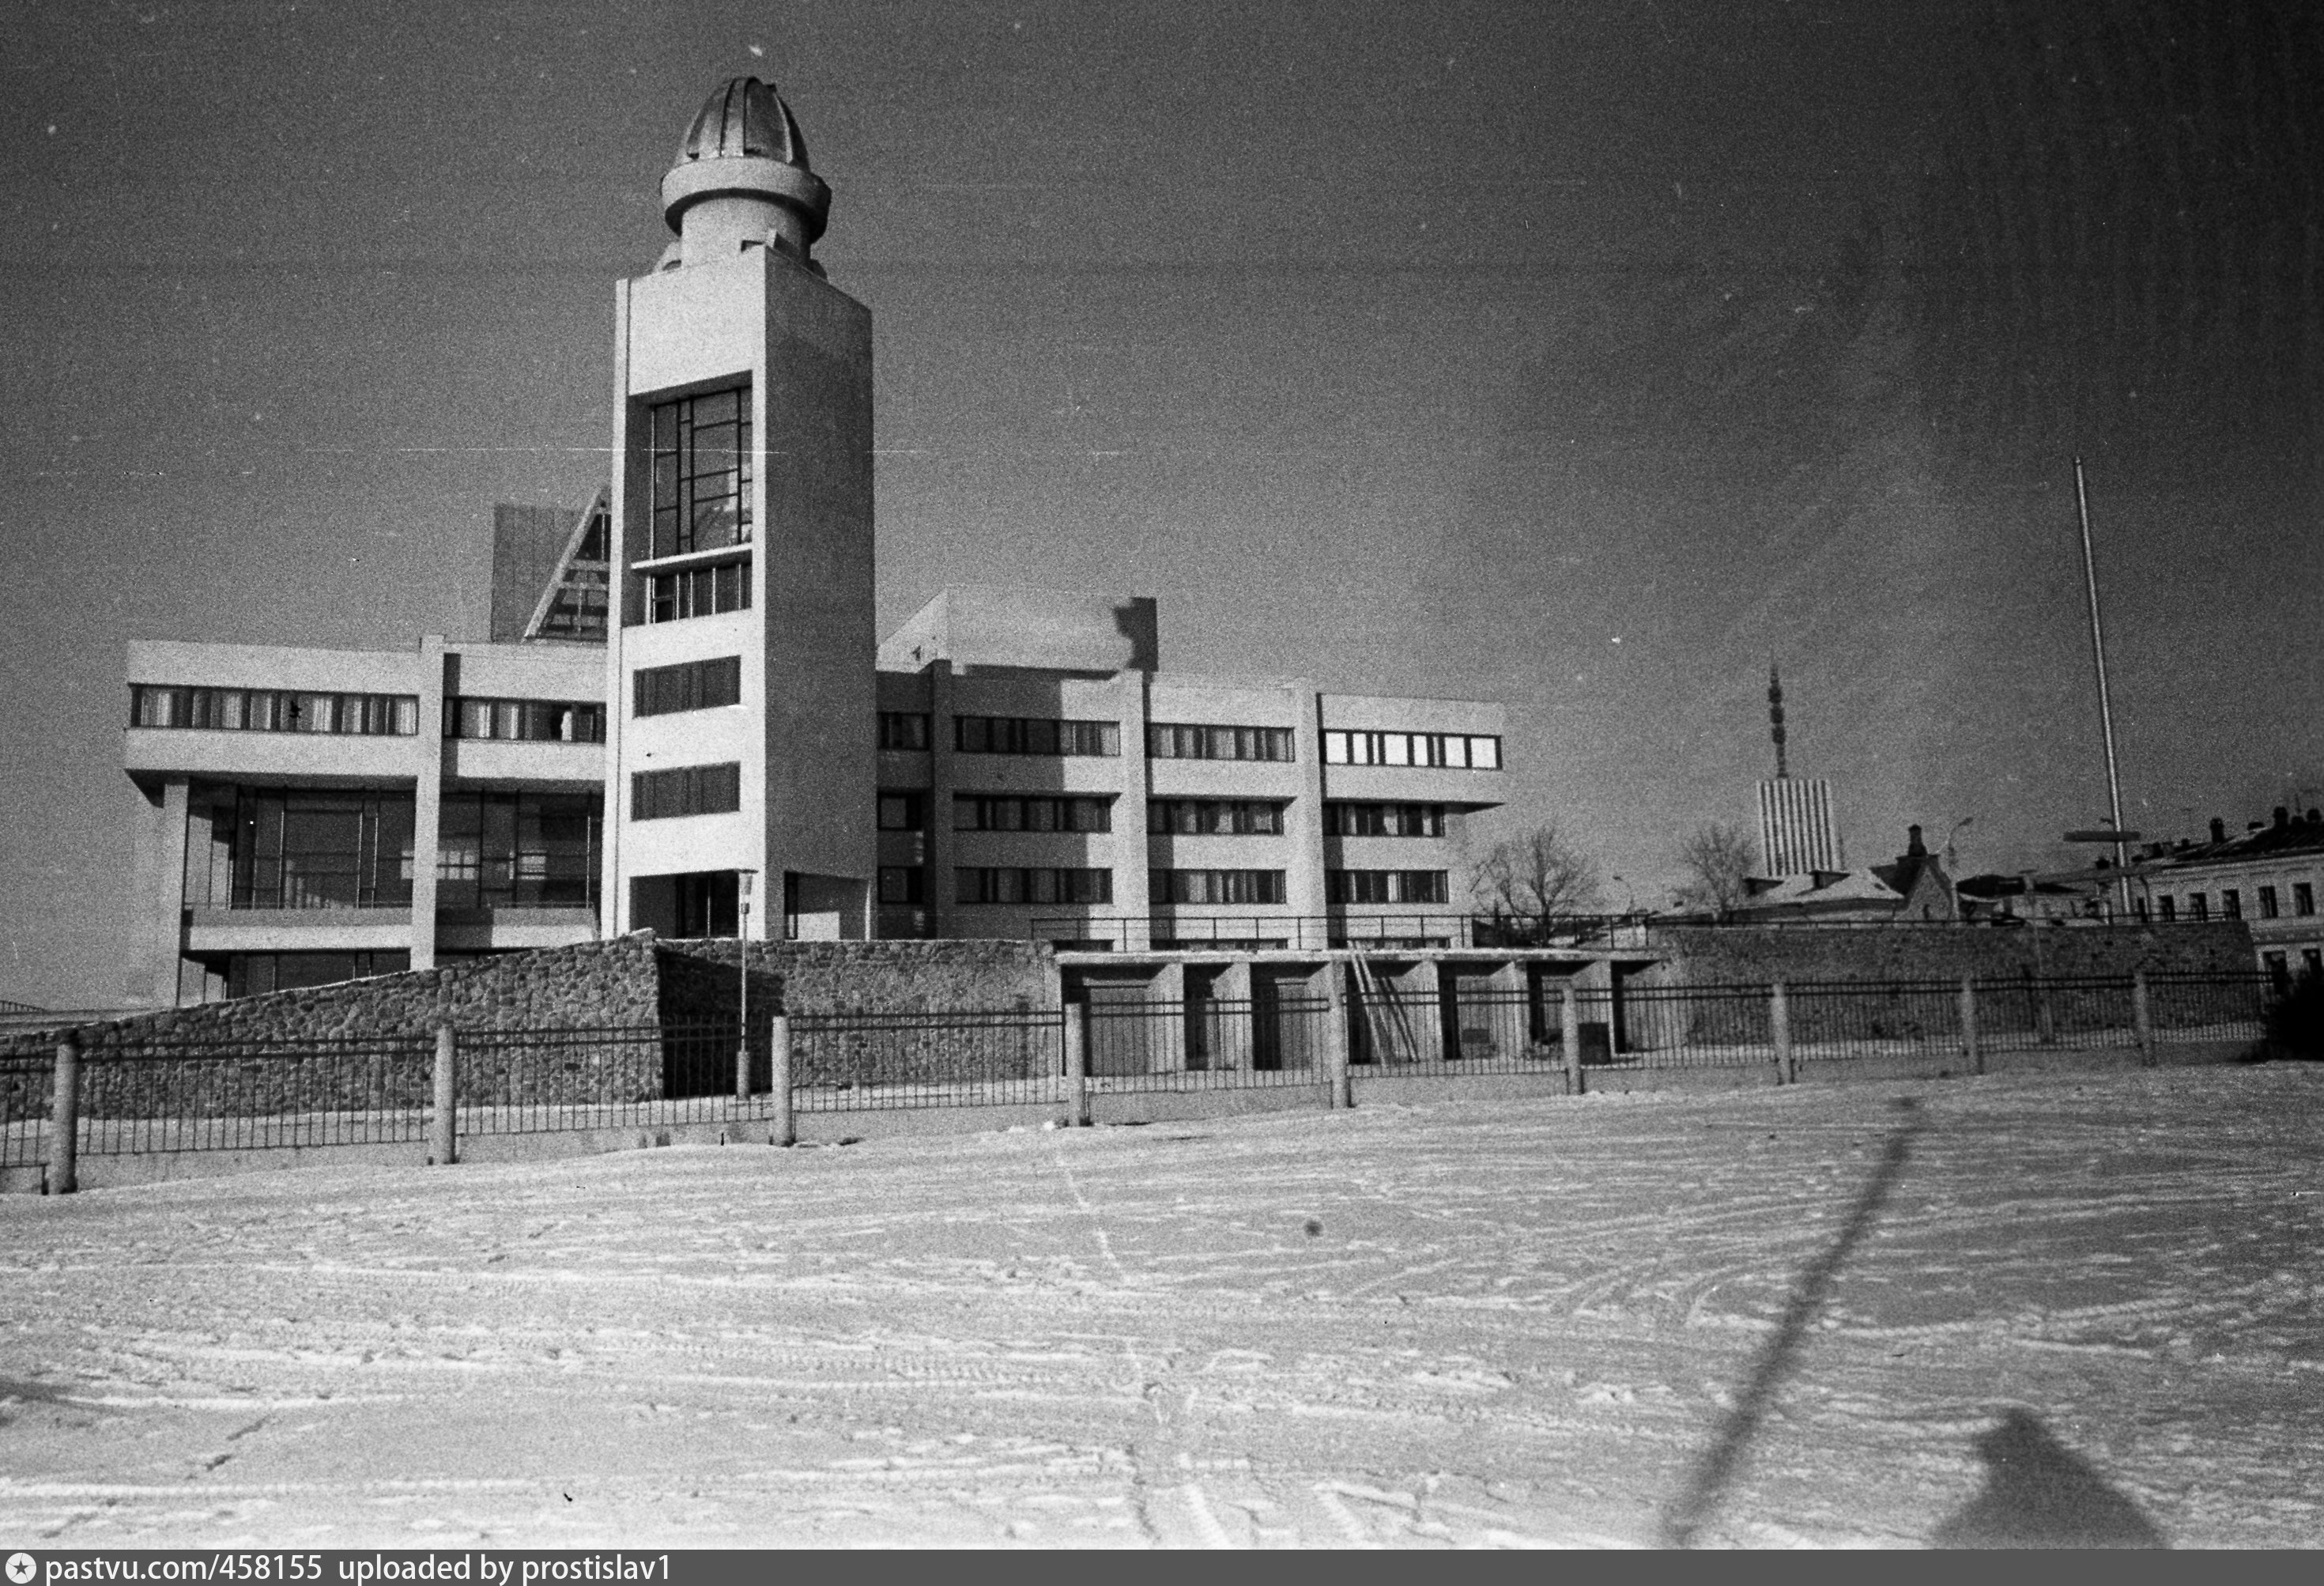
[444,698,605,742]
[230,789,416,909]
[2259,886,2281,920]
[1145,723,1295,761]
[1150,869,1287,905]
[132,685,419,736]
[647,386,752,559]
[954,716,1120,756]
[955,867,1114,905]
[2266,951,2291,991]
[956,795,1113,833]
[647,561,750,622]
[224,950,410,999]
[1322,730,1501,770]
[2223,888,2243,919]
[631,762,741,821]
[634,656,741,716]
[2296,882,2317,916]
[1324,802,1445,837]
[2132,896,2150,922]
[2306,948,2324,976]
[1326,869,1450,905]
[2159,895,2176,921]
[878,791,926,831]
[1145,799,1284,836]
[878,867,926,904]
[435,791,602,909]
[879,712,931,750]
[2190,893,2210,920]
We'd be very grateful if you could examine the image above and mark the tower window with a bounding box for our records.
[647,561,750,622]
[631,762,742,821]
[647,385,753,560]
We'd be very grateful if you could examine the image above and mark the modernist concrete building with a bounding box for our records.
[119,76,1508,1006]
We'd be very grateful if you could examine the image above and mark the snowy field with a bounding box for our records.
[1,1064,2318,1549]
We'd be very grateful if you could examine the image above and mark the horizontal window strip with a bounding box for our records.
[954,794,1113,833]
[879,712,931,750]
[131,685,420,737]
[1326,869,1450,905]
[1146,799,1285,836]
[954,716,1121,757]
[1322,730,1501,770]
[955,867,1114,905]
[1146,722,1295,761]
[633,655,741,717]
[631,761,742,821]
[444,697,606,743]
[1323,801,1445,837]
[1150,868,1288,906]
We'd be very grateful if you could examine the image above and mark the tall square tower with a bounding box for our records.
[601,77,876,941]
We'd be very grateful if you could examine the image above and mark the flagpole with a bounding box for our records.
[2073,457,2130,916]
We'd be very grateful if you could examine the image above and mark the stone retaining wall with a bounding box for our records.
[1638,922,2256,987]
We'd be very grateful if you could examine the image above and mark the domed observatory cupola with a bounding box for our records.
[658,77,832,271]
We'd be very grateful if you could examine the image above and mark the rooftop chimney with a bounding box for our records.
[2275,806,2291,829]
[2209,817,2227,843]
[1906,823,1926,856]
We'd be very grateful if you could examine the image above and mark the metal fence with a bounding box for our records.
[74,1034,433,1156]
[789,1009,1064,1111]
[2,1048,53,1171]
[457,1025,759,1136]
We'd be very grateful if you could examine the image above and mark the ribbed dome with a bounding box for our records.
[677,77,812,171]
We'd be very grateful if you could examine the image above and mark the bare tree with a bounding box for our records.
[1673,821,1756,918]
[1468,824,1606,934]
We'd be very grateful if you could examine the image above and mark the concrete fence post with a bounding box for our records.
[770,1014,794,1146]
[47,1035,81,1196]
[1771,980,1794,1086]
[1322,961,1351,1110]
[1062,1002,1090,1127]
[734,1018,752,1102]
[428,1025,458,1166]
[2132,972,2156,1068]
[1960,976,1982,1076]
[1561,983,1583,1096]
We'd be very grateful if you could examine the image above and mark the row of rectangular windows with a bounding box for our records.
[2264,948,2324,985]
[1323,730,1500,770]
[892,867,1454,908]
[133,686,419,736]
[2145,882,2316,922]
[635,655,742,716]
[647,561,750,623]
[876,795,1442,839]
[879,712,1502,770]
[1146,723,1296,762]
[632,762,741,821]
[1326,869,1451,905]
[206,790,601,911]
[444,698,605,743]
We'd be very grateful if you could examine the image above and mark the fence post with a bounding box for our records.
[734,1019,752,1102]
[1062,1002,1090,1127]
[1561,982,1583,1095]
[47,1034,81,1196]
[1960,976,1982,1076]
[428,1025,458,1166]
[1322,961,1351,1110]
[770,1014,794,1146]
[2132,972,2156,1067]
[1771,980,1794,1086]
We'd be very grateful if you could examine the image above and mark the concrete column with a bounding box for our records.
[1062,1003,1090,1127]
[48,1036,81,1195]
[1561,980,1583,1094]
[151,777,192,1007]
[428,1025,458,1165]
[926,661,957,940]
[1960,975,1982,1075]
[409,636,448,969]
[1151,959,1187,1072]
[1771,980,1794,1085]
[2133,971,2155,1067]
[1213,957,1254,1071]
[1322,958,1351,1108]
[1291,682,1330,947]
[1112,670,1153,950]
[771,1014,794,1146]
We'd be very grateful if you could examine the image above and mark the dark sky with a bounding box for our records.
[3,1,2318,1003]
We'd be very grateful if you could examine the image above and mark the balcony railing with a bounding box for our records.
[1028,913,1657,953]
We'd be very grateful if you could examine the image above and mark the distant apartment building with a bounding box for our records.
[1756,776,1843,876]
[118,75,1506,1006]
[2122,809,2324,982]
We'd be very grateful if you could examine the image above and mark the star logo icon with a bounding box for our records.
[6,1552,37,1585]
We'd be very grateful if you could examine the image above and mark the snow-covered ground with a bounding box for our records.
[2,1064,2318,1549]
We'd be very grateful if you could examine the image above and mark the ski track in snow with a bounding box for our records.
[1,1065,2319,1547]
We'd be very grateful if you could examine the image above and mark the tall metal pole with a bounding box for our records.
[737,868,757,1100]
[2073,458,2131,916]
